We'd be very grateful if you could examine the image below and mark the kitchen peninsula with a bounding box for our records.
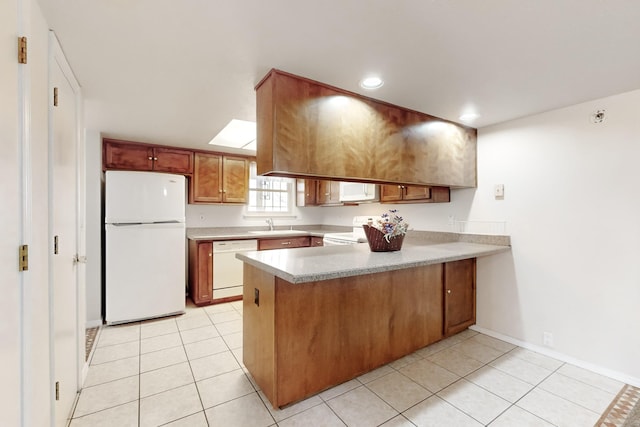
[237,234,510,408]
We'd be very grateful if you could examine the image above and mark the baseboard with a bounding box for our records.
[85,319,103,328]
[470,325,640,388]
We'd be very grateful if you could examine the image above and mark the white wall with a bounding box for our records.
[186,203,325,228]
[471,89,640,385]
[85,130,103,327]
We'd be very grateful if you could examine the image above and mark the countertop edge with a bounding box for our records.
[237,243,510,284]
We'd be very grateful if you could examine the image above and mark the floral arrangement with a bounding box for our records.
[369,209,409,242]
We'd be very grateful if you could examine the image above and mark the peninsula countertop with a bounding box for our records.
[236,241,510,284]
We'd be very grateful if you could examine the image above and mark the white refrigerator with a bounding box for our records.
[105,170,186,324]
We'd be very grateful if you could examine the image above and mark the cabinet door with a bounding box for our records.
[444,258,476,336]
[430,186,451,203]
[188,241,213,306]
[191,153,223,203]
[103,140,154,171]
[296,179,318,206]
[403,185,431,201]
[222,156,248,203]
[380,185,404,202]
[154,147,193,174]
[316,180,341,205]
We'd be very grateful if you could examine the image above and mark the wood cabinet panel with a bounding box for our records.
[380,184,450,204]
[222,156,249,203]
[103,140,154,171]
[403,185,431,200]
[297,179,342,206]
[192,153,223,203]
[316,180,341,205]
[190,153,249,204]
[310,236,324,247]
[258,236,310,251]
[296,179,317,207]
[444,258,476,336]
[256,69,477,188]
[103,139,193,173]
[188,240,213,306]
[153,147,193,174]
[243,263,443,408]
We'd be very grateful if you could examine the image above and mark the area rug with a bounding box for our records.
[596,384,640,427]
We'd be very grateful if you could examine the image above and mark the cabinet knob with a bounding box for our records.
[447,289,451,294]
[148,156,153,160]
[209,253,212,257]
[153,157,158,161]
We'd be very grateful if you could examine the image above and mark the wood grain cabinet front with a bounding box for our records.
[380,184,450,204]
[188,240,213,306]
[258,237,311,251]
[296,179,343,206]
[443,258,476,336]
[103,139,193,174]
[310,236,324,247]
[255,69,477,188]
[190,152,249,204]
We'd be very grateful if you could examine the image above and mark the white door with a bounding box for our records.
[1,0,24,425]
[50,36,80,426]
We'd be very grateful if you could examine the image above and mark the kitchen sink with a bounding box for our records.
[248,230,308,236]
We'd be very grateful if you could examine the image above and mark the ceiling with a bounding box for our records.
[37,0,640,151]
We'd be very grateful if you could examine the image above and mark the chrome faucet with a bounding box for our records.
[266,218,274,231]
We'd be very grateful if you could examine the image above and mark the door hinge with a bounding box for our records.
[55,381,60,400]
[53,87,59,107]
[18,245,29,271]
[18,37,27,64]
[54,235,59,254]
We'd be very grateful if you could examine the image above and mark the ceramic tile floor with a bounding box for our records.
[70,300,625,427]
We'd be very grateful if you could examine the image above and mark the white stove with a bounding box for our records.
[322,216,379,246]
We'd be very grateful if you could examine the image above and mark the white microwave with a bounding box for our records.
[339,182,379,202]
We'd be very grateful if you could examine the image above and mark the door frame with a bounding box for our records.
[48,30,85,425]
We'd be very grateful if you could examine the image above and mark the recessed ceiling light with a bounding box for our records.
[459,113,480,123]
[360,76,384,89]
[208,119,256,150]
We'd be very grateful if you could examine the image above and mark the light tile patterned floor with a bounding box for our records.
[71,300,627,426]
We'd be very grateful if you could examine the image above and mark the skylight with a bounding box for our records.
[208,119,256,150]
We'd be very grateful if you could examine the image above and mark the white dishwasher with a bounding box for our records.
[213,239,258,300]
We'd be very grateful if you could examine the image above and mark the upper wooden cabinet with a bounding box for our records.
[190,152,249,204]
[316,180,341,205]
[256,69,477,188]
[380,185,450,204]
[296,179,317,206]
[103,138,193,174]
[296,179,341,206]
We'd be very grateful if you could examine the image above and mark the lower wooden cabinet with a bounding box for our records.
[258,237,310,251]
[310,236,324,247]
[188,240,213,306]
[443,258,476,336]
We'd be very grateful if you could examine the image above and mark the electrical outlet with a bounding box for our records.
[448,215,454,226]
[199,214,205,220]
[543,332,554,347]
[494,184,505,199]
